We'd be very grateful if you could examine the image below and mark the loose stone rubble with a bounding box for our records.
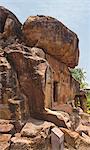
[0,6,90,150]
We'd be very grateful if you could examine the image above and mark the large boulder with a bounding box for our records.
[22,16,79,68]
[0,6,22,48]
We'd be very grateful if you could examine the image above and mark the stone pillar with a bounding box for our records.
[51,127,64,150]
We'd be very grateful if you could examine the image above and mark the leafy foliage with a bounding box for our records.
[87,93,90,113]
[70,68,88,89]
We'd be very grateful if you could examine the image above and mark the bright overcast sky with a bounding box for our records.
[0,0,90,86]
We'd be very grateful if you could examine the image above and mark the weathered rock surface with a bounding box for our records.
[61,128,90,150]
[5,49,46,115]
[0,134,11,150]
[0,143,10,150]
[0,6,21,50]
[21,117,55,138]
[10,118,54,150]
[22,15,79,68]
[0,6,22,40]
[80,112,90,123]
[76,124,90,137]
[78,136,90,150]
[4,46,69,128]
[0,7,88,150]
[60,128,80,149]
[0,134,11,142]
[0,53,23,120]
[70,108,81,131]
[44,108,70,128]
[0,121,12,150]
[0,7,81,124]
[46,54,80,106]
[0,119,15,134]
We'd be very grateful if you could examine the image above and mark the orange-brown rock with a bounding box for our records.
[0,143,10,150]
[0,119,15,134]
[60,128,80,148]
[46,54,80,106]
[11,118,55,150]
[0,134,11,143]
[0,133,11,150]
[0,53,22,120]
[0,6,22,36]
[22,15,79,68]
[76,124,90,137]
[3,44,69,128]
[61,128,90,150]
[5,49,46,115]
[0,6,22,47]
[0,7,81,130]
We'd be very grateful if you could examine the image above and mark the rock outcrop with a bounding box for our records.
[0,6,81,125]
[0,6,22,49]
[5,46,46,115]
[22,16,79,68]
[61,127,90,150]
[0,6,88,150]
[4,44,69,128]
[10,118,55,150]
[0,54,19,120]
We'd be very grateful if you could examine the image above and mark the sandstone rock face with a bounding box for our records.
[0,123,14,134]
[76,124,90,137]
[0,6,22,50]
[11,118,54,150]
[61,128,90,150]
[0,134,11,142]
[0,134,11,150]
[0,43,71,128]
[80,112,90,123]
[0,43,47,120]
[0,119,15,134]
[21,117,55,138]
[5,49,47,115]
[0,8,80,123]
[60,128,80,149]
[0,120,13,150]
[0,6,22,39]
[5,47,69,128]
[22,16,79,68]
[46,54,80,106]
[0,7,89,150]
[0,143,10,150]
[0,55,19,120]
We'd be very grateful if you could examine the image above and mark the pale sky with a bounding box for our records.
[0,0,90,86]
